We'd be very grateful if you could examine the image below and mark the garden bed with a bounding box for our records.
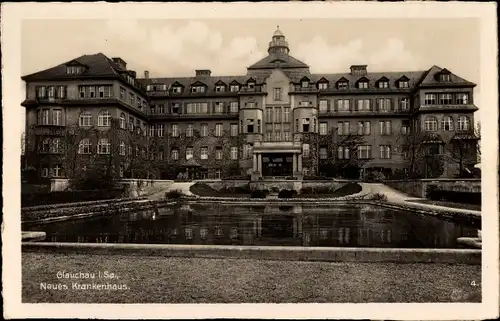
[407,199,481,212]
[297,183,362,198]
[189,183,251,198]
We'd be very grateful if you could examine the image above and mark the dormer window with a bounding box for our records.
[440,73,451,82]
[230,85,240,92]
[378,81,389,89]
[127,75,135,85]
[318,82,328,90]
[248,82,255,89]
[215,85,226,92]
[301,81,309,88]
[337,81,348,90]
[191,86,205,93]
[66,66,83,75]
[399,80,409,88]
[358,81,369,89]
[172,86,182,93]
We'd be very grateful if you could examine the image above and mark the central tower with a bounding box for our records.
[268,26,290,55]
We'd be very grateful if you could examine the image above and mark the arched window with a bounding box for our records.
[79,111,92,127]
[441,116,454,131]
[119,113,126,129]
[119,141,126,156]
[97,138,110,154]
[98,110,111,127]
[41,138,51,153]
[78,139,91,154]
[458,116,470,131]
[424,117,438,131]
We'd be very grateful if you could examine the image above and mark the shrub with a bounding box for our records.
[251,189,269,198]
[278,189,297,198]
[165,189,184,199]
[370,193,388,202]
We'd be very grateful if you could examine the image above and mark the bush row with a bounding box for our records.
[426,186,481,205]
[22,196,147,212]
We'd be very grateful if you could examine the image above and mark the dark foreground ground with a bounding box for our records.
[23,252,481,303]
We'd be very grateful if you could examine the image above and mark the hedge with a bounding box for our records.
[21,189,125,207]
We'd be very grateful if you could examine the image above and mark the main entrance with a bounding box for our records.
[262,153,293,177]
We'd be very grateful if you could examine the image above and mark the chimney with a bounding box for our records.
[195,69,211,77]
[144,70,149,79]
[350,65,367,76]
[112,57,127,70]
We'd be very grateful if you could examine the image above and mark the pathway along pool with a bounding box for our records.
[23,204,480,248]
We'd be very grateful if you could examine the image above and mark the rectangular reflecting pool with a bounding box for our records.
[23,203,480,248]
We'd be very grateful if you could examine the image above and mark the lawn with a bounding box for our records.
[23,252,481,303]
[407,199,481,212]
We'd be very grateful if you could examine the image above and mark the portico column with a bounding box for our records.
[297,154,302,172]
[253,154,257,172]
[293,153,297,173]
[257,154,262,173]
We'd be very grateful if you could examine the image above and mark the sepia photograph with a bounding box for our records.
[2,2,498,320]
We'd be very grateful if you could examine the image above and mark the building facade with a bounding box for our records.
[22,28,479,181]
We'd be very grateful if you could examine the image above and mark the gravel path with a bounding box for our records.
[23,252,481,303]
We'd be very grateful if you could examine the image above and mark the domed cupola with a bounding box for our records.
[268,26,290,55]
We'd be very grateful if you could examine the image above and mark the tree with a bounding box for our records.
[445,128,480,178]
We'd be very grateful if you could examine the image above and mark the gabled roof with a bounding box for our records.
[137,75,248,95]
[190,80,207,87]
[309,71,427,89]
[356,76,370,83]
[317,77,329,83]
[418,65,476,87]
[22,53,120,81]
[376,76,389,82]
[336,77,349,83]
[214,80,226,86]
[300,76,311,82]
[248,53,309,70]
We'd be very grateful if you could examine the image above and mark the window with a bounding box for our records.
[302,143,310,158]
[79,111,92,127]
[302,118,310,132]
[201,147,208,160]
[273,88,282,100]
[149,124,156,137]
[215,85,226,92]
[157,124,164,137]
[230,85,239,92]
[379,145,391,159]
[424,117,438,131]
[337,147,350,160]
[158,105,165,114]
[319,147,328,160]
[97,110,111,127]
[41,167,49,177]
[337,99,350,112]
[358,121,371,135]
[319,100,328,112]
[266,108,273,122]
[319,122,328,135]
[186,102,208,114]
[66,66,82,74]
[186,147,194,160]
[230,147,238,160]
[119,141,126,155]
[284,108,290,122]
[37,86,46,98]
[246,101,256,109]
[424,93,436,105]
[119,113,126,129]
[284,131,291,141]
[337,81,348,89]
[215,148,223,160]
[171,148,179,160]
[440,73,451,82]
[214,102,224,113]
[358,81,368,89]
[52,165,62,178]
[191,86,205,93]
[357,99,370,111]
[129,116,134,132]
[201,124,208,137]
[243,144,253,159]
[379,121,392,135]
[119,165,124,178]
[215,123,223,137]
[98,86,112,98]
[135,119,141,135]
[358,145,372,159]
[52,109,63,126]
[377,98,391,112]
[338,121,350,136]
[439,93,453,105]
[230,102,238,113]
[78,139,91,154]
[458,116,470,131]
[40,138,50,153]
[172,86,182,93]
[230,124,238,136]
[51,138,62,154]
[378,81,389,89]
[186,124,194,137]
[172,103,180,114]
[401,120,410,135]
[318,82,328,90]
[172,124,179,137]
[274,107,282,122]
[158,149,164,160]
[400,98,410,111]
[55,85,67,99]
[442,116,454,131]
[129,93,135,106]
[119,87,125,100]
[399,80,409,88]
[47,86,55,98]
[97,138,110,154]
[456,93,469,104]
[301,80,309,88]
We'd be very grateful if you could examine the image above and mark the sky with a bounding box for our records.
[21,18,481,123]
